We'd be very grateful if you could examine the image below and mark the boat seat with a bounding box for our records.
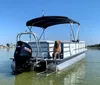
[42,52,52,59]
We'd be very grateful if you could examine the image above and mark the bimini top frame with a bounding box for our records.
[26,16,80,41]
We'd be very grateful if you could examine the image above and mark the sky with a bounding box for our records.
[0,0,100,45]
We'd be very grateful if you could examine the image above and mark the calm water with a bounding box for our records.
[0,48,100,85]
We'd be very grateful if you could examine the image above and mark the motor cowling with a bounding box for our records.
[14,41,32,73]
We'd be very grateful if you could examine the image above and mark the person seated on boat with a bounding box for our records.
[52,40,61,59]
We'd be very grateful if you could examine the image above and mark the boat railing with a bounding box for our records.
[71,47,86,54]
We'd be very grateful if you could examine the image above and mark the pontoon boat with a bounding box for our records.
[11,16,86,74]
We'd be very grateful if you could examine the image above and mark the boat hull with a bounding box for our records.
[56,52,85,71]
[35,51,86,72]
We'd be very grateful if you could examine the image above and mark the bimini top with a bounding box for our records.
[26,16,80,29]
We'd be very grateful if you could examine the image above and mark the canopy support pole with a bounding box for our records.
[70,23,75,41]
[28,26,32,41]
[43,29,45,40]
[70,26,72,41]
[75,25,80,41]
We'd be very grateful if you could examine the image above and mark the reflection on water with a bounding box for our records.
[14,60,85,85]
[62,61,85,85]
[6,48,10,52]
[0,49,15,85]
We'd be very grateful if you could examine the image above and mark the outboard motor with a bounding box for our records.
[12,41,32,74]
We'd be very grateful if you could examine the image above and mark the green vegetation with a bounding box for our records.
[87,44,100,49]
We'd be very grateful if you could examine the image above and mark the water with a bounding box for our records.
[0,48,100,85]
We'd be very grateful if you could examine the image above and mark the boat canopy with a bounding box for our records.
[26,16,80,29]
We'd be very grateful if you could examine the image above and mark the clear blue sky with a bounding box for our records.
[0,0,100,45]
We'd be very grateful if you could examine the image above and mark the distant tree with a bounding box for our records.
[6,43,10,47]
[87,44,100,47]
